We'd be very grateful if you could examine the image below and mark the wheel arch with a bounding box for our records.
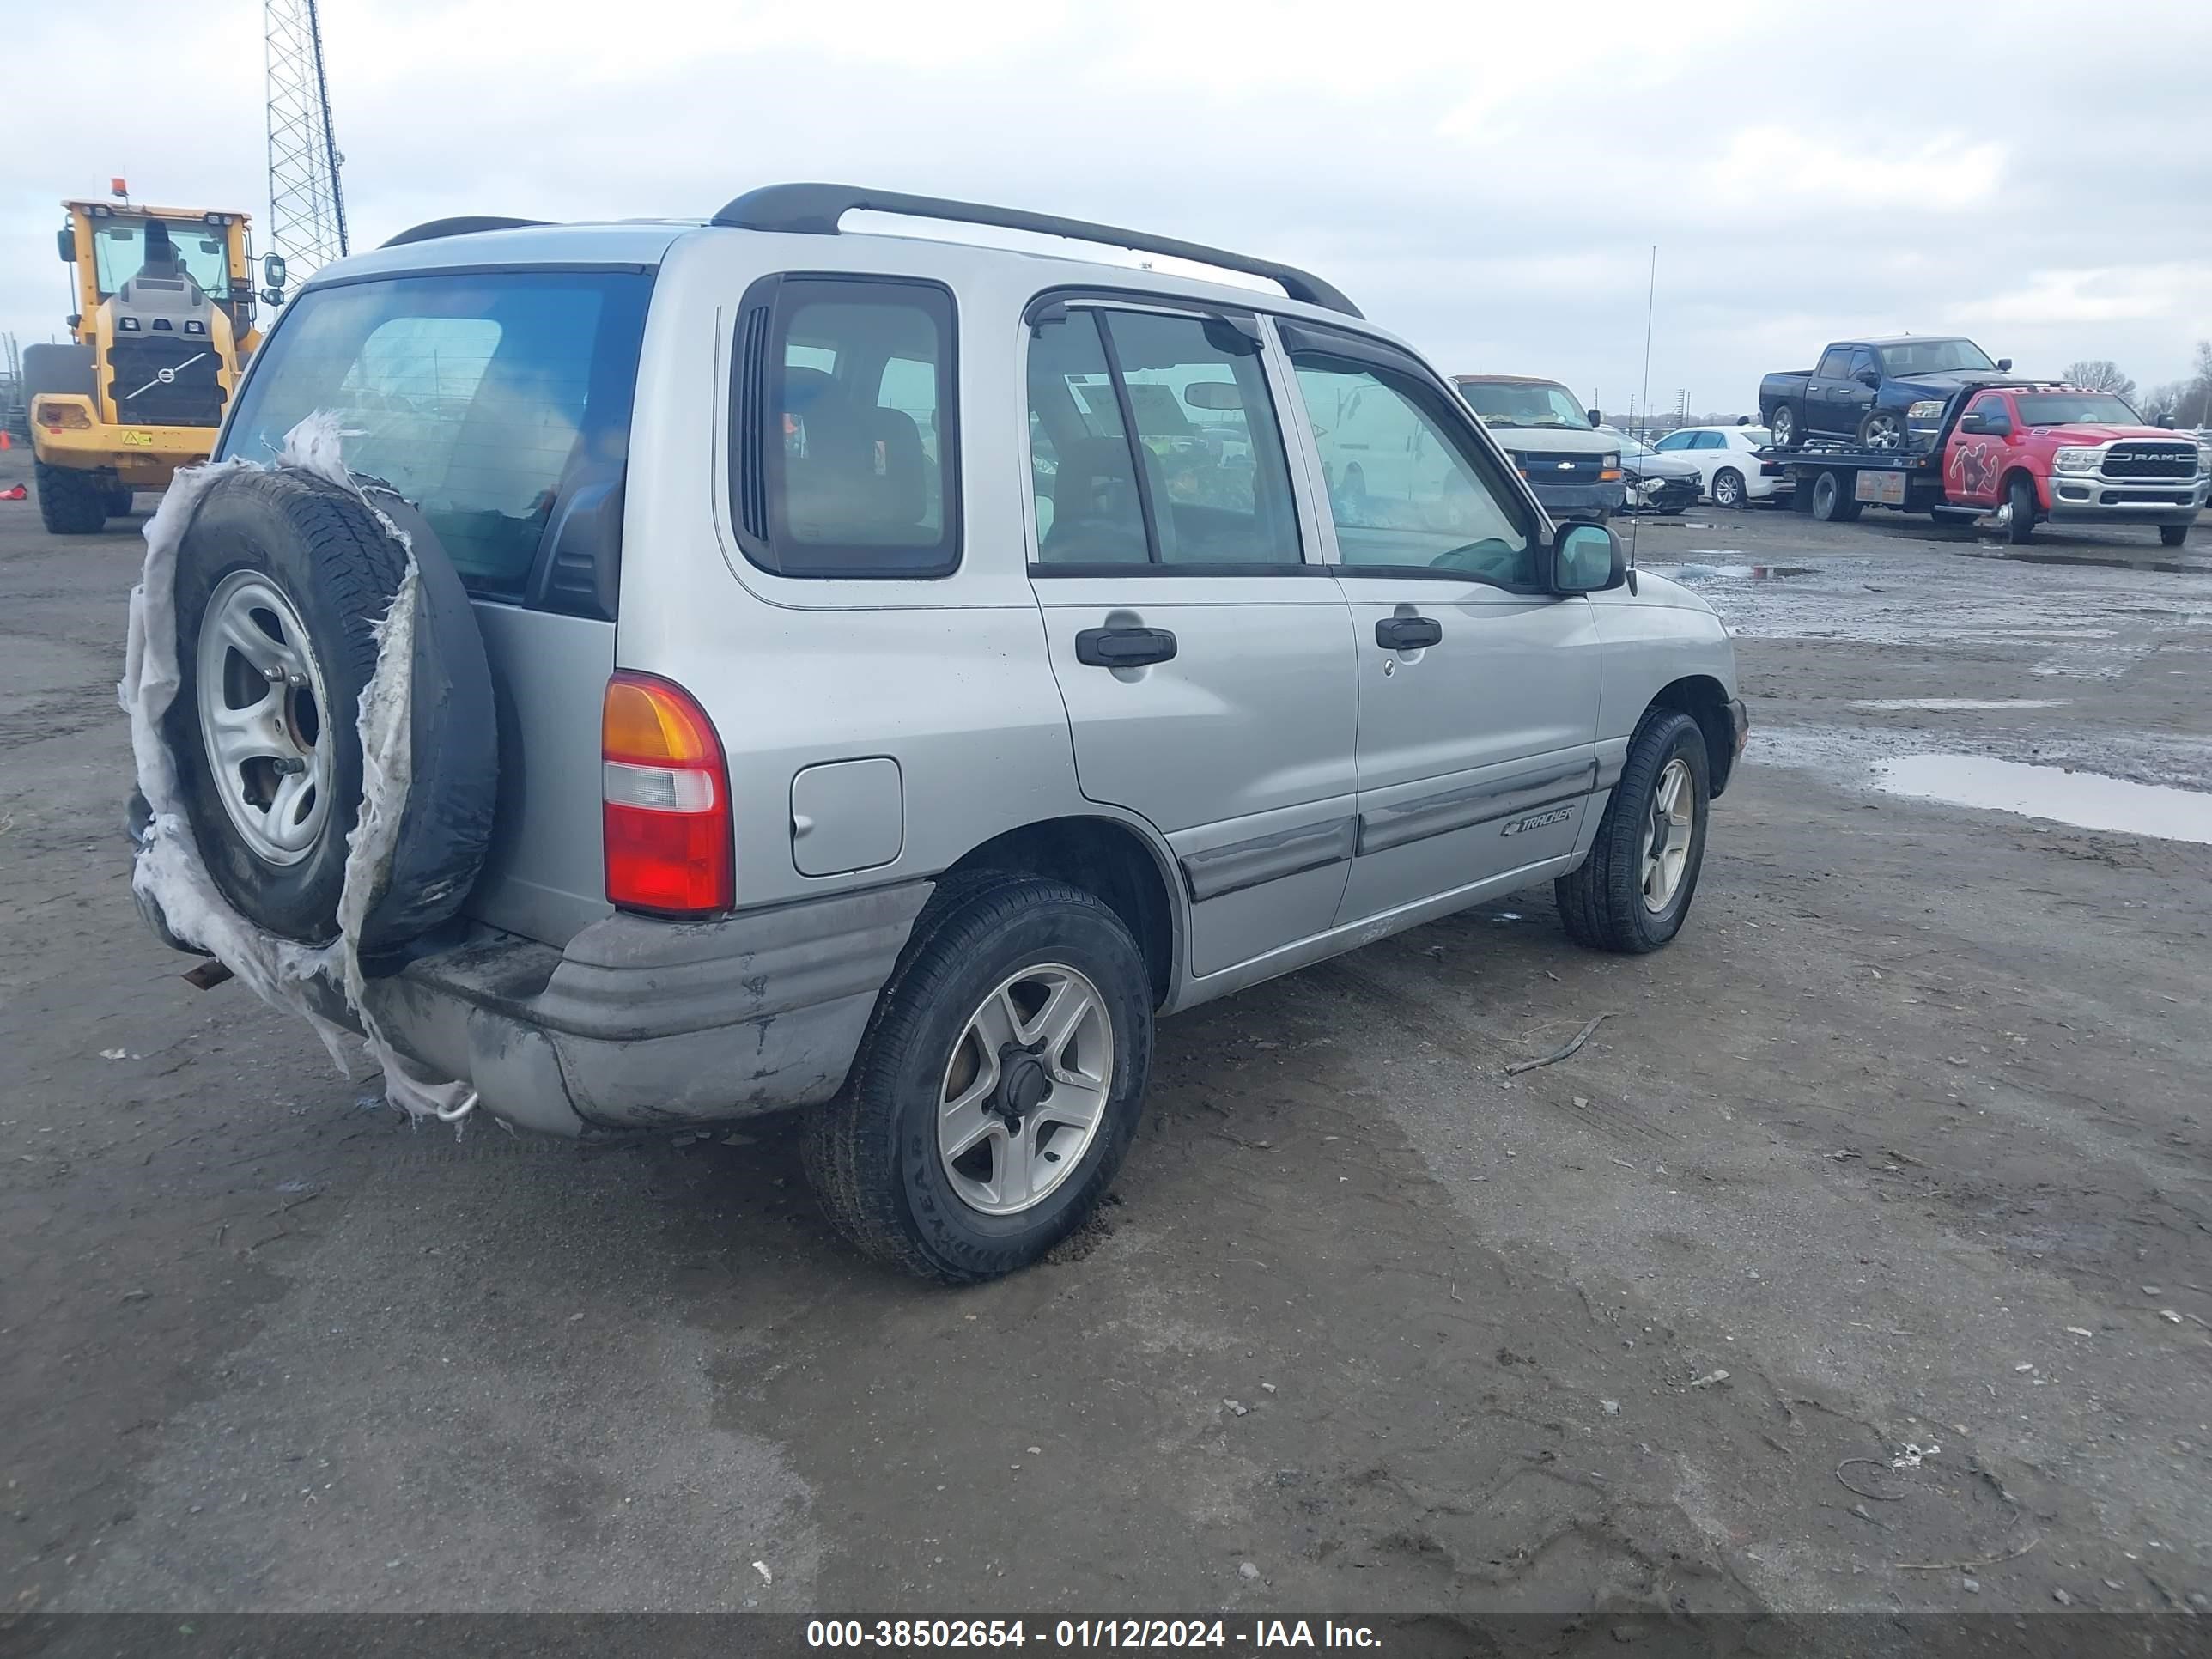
[938,814,1182,1009]
[1646,675,1738,798]
[2002,465,2045,513]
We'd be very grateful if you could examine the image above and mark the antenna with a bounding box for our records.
[265,0,349,280]
[1631,245,1656,569]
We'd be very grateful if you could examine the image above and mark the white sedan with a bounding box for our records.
[1650,424,1793,507]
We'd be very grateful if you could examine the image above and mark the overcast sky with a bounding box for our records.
[9,0,2211,417]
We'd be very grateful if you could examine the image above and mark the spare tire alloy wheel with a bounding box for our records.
[938,963,1113,1216]
[196,569,336,866]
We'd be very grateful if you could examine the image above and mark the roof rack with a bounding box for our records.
[712,184,1361,319]
[381,216,549,249]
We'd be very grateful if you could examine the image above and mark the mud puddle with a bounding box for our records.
[1850,698,2069,712]
[1875,755,2212,844]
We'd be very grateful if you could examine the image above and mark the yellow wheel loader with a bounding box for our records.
[26,191,288,534]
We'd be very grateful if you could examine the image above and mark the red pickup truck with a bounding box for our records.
[1763,382,2208,548]
[1943,386,2206,547]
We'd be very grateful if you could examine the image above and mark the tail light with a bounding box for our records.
[601,671,733,916]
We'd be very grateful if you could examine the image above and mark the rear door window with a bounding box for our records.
[220,270,651,605]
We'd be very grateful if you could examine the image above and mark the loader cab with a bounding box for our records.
[60,201,262,356]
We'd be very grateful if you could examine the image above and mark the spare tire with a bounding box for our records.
[166,468,496,952]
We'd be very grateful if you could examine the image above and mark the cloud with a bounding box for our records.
[5,0,2210,423]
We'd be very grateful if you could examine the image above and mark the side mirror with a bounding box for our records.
[263,252,288,289]
[57,228,76,264]
[1856,368,1881,389]
[1996,357,2013,372]
[2157,414,2178,430]
[1957,413,1986,434]
[1586,408,1601,428]
[260,286,286,307]
[1553,522,1626,593]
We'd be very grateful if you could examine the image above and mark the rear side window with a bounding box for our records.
[220,270,651,605]
[730,276,958,579]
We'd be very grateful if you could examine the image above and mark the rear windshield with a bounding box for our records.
[220,270,651,598]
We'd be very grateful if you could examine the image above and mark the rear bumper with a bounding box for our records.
[2045,472,2205,525]
[131,839,930,1135]
[362,884,932,1134]
[31,399,212,486]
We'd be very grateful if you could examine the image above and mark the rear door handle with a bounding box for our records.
[1075,625,1178,668]
[1376,617,1442,650]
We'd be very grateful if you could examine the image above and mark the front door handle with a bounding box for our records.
[1376,617,1442,650]
[1075,625,1178,668]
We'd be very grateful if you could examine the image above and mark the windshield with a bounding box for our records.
[1456,380,1591,429]
[2015,392,2144,427]
[1601,429,1654,458]
[1876,338,1995,376]
[91,217,233,301]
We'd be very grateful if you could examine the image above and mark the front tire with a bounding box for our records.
[2004,475,2037,544]
[1856,408,1907,451]
[33,459,106,534]
[804,874,1154,1283]
[2158,524,2189,549]
[1556,710,1711,955]
[1711,467,1745,508]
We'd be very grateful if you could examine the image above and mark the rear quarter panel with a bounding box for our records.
[611,233,1103,915]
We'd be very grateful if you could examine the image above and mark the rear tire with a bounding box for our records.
[105,486,134,518]
[804,874,1153,1284]
[2158,524,2189,549]
[2004,475,2037,544]
[1556,709,1710,955]
[1768,403,1800,448]
[1711,467,1745,508]
[1809,469,1861,522]
[33,459,106,534]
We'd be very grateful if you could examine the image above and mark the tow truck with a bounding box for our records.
[1760,381,2207,547]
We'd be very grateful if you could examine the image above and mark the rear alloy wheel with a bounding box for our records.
[2003,475,2038,545]
[1711,467,1745,508]
[1769,404,1799,448]
[1856,408,1908,452]
[804,874,1153,1282]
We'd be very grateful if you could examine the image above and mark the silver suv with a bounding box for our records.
[156,185,1747,1281]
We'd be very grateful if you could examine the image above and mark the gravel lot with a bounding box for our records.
[3,446,2208,1625]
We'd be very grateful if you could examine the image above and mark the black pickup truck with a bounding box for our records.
[1759,336,2015,453]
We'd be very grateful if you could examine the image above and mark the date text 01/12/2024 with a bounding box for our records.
[805,1620,1384,1650]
